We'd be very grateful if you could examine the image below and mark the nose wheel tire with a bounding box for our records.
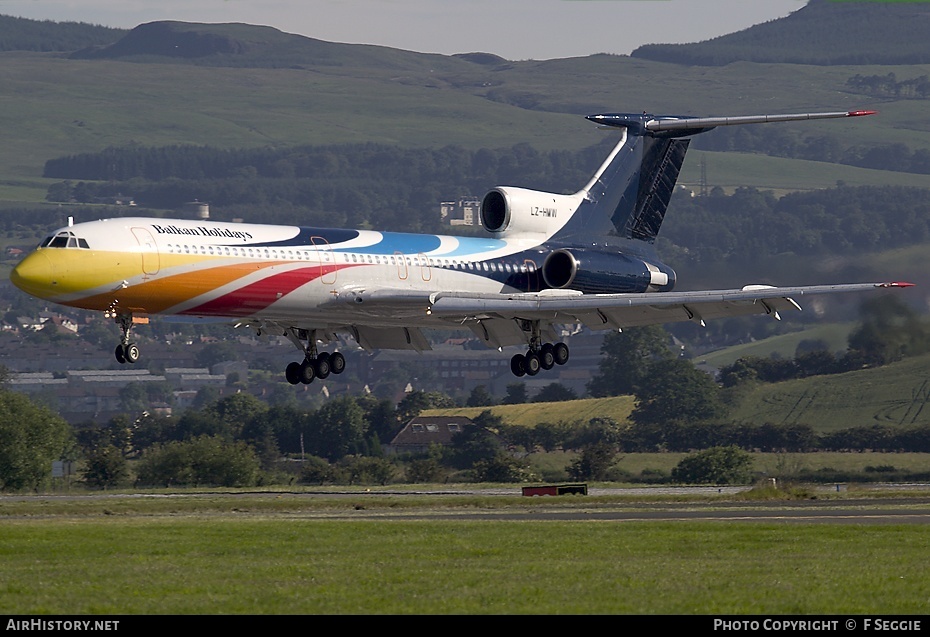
[115,343,140,365]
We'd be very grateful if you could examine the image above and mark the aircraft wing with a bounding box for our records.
[301,281,911,351]
[423,282,912,343]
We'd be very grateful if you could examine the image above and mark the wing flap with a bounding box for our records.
[428,282,910,330]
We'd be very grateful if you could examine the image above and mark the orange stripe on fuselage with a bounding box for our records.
[61,261,284,314]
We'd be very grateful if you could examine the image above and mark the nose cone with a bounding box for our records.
[10,251,56,299]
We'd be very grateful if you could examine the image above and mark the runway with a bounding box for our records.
[4,486,930,524]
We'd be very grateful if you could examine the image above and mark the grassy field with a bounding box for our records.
[422,352,930,436]
[527,451,930,478]
[422,395,636,427]
[730,353,930,431]
[2,50,929,203]
[695,323,855,369]
[1,492,929,614]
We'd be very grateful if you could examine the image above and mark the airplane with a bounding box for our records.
[10,108,913,385]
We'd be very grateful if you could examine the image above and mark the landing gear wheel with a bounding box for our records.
[553,342,570,366]
[124,342,140,364]
[540,343,555,370]
[299,360,316,384]
[285,361,302,385]
[314,356,331,380]
[510,354,526,377]
[329,352,346,375]
[524,352,541,376]
[115,345,126,364]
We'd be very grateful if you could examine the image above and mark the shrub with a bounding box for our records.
[671,446,754,485]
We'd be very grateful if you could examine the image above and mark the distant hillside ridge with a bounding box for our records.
[631,0,930,66]
[0,13,124,52]
[69,20,490,71]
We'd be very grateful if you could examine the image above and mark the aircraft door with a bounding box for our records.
[131,227,160,276]
[395,251,408,281]
[524,259,539,292]
[311,236,336,284]
[418,253,432,282]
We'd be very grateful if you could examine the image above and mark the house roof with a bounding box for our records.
[389,416,475,447]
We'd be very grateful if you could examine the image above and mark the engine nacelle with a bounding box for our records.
[541,248,676,294]
[480,187,581,238]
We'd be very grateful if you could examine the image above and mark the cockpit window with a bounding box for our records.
[44,231,90,249]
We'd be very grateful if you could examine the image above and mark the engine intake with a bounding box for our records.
[480,187,581,238]
[541,248,675,294]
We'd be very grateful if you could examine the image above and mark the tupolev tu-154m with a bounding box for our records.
[10,109,912,384]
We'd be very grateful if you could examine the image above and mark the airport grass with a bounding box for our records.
[1,512,929,614]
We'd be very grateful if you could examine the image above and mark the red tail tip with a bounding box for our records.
[880,281,916,288]
[847,110,878,117]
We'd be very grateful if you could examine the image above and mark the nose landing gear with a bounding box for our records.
[112,313,140,365]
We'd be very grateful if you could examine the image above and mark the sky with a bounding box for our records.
[0,0,808,60]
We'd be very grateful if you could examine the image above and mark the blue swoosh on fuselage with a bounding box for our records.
[237,225,516,259]
[243,227,361,248]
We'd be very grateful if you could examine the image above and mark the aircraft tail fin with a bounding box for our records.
[550,110,875,247]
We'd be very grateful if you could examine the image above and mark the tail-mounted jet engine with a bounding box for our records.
[541,248,675,294]
[480,187,581,238]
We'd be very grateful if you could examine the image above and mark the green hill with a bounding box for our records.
[632,0,930,66]
[424,353,930,436]
[69,20,477,72]
[729,352,930,432]
[1,6,929,197]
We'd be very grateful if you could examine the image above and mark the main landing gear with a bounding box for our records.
[284,351,347,385]
[509,320,570,377]
[112,313,140,365]
[283,328,346,385]
[510,342,569,377]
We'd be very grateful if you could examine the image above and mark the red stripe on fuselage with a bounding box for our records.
[180,263,359,317]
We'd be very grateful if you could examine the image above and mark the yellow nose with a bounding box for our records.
[10,251,57,299]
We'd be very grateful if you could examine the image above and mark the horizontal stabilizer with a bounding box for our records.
[587,110,876,137]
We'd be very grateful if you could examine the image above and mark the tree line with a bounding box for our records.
[0,14,123,52]
[847,73,930,99]
[37,142,930,264]
[718,296,930,386]
[662,184,930,265]
[694,125,930,175]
